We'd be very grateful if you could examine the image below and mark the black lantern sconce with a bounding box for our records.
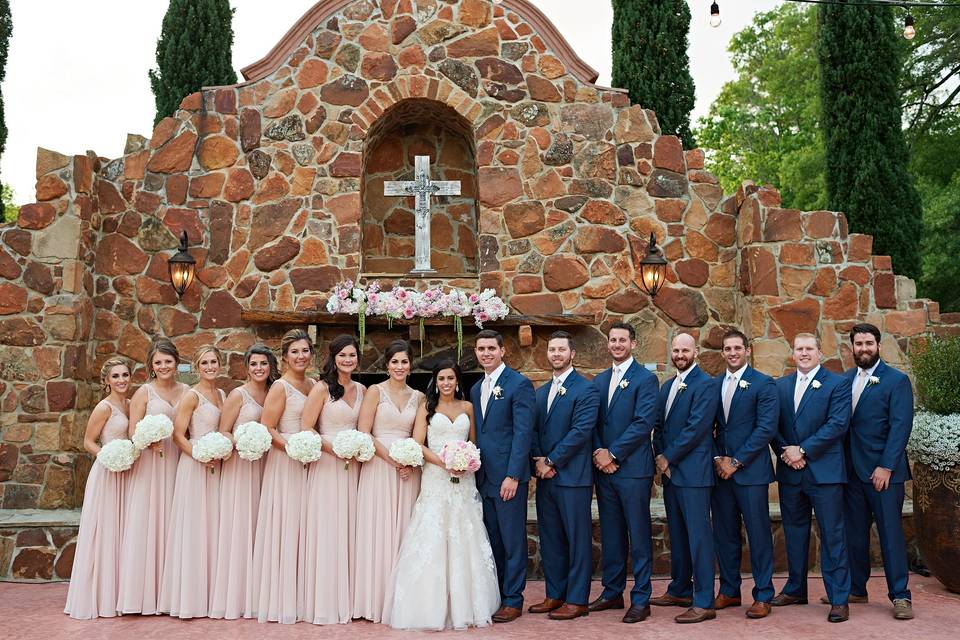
[167,231,196,299]
[638,232,668,298]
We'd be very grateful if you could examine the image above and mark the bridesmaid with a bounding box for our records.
[352,339,424,622]
[299,334,365,625]
[117,338,187,615]
[158,346,225,618]
[210,344,278,620]
[250,328,315,624]
[64,357,132,619]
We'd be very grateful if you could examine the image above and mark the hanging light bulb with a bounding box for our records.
[903,14,916,40]
[710,2,722,28]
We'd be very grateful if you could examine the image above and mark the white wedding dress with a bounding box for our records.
[382,412,501,630]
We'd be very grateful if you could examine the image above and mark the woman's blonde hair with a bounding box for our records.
[99,356,131,394]
[192,345,223,371]
[280,328,313,363]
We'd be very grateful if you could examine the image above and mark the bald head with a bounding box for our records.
[671,333,698,373]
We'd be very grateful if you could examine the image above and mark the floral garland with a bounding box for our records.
[326,281,509,357]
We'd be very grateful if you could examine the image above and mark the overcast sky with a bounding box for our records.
[1,0,779,205]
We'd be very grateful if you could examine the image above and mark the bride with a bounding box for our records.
[383,360,501,630]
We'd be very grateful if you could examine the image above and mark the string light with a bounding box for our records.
[903,13,916,38]
[710,1,722,27]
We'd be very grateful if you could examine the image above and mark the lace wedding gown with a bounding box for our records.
[383,412,501,630]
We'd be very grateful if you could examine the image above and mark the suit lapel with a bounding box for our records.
[854,360,884,416]
[795,368,822,419]
[481,367,508,428]
[606,361,633,412]
[546,371,574,421]
[726,366,751,421]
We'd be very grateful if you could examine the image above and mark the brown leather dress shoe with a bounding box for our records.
[492,606,522,623]
[820,594,868,604]
[828,604,850,623]
[588,595,625,612]
[770,592,808,606]
[650,593,694,607]
[549,603,589,620]
[675,607,717,623]
[622,605,651,623]
[746,601,772,619]
[528,598,563,614]
[714,593,742,609]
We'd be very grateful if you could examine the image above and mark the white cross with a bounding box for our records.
[383,155,461,274]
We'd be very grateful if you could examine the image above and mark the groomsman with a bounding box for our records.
[589,322,659,623]
[831,323,914,620]
[651,333,719,623]
[711,329,779,619]
[529,331,600,620]
[471,329,536,623]
[771,333,852,623]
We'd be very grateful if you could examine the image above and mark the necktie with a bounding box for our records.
[481,376,491,417]
[665,375,681,417]
[852,369,868,412]
[723,374,737,421]
[608,366,621,406]
[547,377,561,411]
[794,374,808,412]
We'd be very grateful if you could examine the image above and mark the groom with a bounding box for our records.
[472,329,536,623]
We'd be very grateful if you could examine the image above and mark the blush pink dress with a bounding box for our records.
[250,377,313,624]
[351,383,423,622]
[64,399,129,619]
[210,386,264,620]
[298,381,364,625]
[158,388,225,618]
[117,382,186,615]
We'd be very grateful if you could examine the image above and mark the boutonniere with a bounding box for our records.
[492,386,503,399]
[619,379,630,390]
[558,385,567,396]
[678,382,688,393]
[868,376,880,386]
[810,380,822,389]
[738,380,750,389]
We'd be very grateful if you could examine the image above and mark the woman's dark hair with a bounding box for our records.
[322,334,360,402]
[425,359,463,423]
[384,340,412,365]
[244,343,280,386]
[146,338,180,379]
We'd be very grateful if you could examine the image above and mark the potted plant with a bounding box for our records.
[907,336,960,593]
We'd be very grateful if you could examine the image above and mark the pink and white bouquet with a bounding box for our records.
[285,430,323,467]
[438,440,482,484]
[96,438,139,473]
[132,414,174,457]
[326,279,372,350]
[471,289,509,328]
[389,437,424,467]
[332,428,376,470]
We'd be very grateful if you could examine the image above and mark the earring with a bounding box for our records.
[455,385,460,392]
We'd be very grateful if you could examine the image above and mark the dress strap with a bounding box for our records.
[191,388,208,405]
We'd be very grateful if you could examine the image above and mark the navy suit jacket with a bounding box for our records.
[713,366,779,485]
[844,360,913,483]
[471,366,536,494]
[774,367,851,485]
[532,370,600,487]
[592,359,659,479]
[653,365,719,488]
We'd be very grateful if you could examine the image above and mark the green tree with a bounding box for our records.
[818,4,922,279]
[0,0,12,213]
[694,4,825,210]
[2,184,16,223]
[612,0,696,147]
[149,0,237,125]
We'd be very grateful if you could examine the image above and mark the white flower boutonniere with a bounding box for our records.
[678,382,688,393]
[619,379,630,390]
[739,380,750,389]
[810,380,822,389]
[868,376,880,386]
[558,385,567,396]
[492,386,503,399]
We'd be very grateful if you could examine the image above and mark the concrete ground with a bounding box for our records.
[3,574,957,640]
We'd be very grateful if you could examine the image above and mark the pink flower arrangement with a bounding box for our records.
[438,440,482,484]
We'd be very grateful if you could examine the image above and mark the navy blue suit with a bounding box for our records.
[471,365,535,609]
[652,364,719,610]
[531,369,599,606]
[774,367,852,604]
[592,359,659,607]
[712,366,779,603]
[843,360,913,602]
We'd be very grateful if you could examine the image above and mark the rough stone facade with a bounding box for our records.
[0,0,950,579]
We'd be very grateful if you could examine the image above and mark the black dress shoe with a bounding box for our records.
[828,604,850,623]
[770,592,808,606]
[622,605,651,623]
[588,595,625,612]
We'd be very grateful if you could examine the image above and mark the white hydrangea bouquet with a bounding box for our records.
[192,431,234,473]
[909,412,960,471]
[332,428,376,470]
[96,438,139,473]
[132,414,174,457]
[389,437,424,467]
[438,440,482,484]
[285,430,323,467]
[233,421,272,461]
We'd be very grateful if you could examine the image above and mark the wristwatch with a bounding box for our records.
[731,458,743,468]
[545,458,556,468]
[799,447,806,457]
[608,452,618,462]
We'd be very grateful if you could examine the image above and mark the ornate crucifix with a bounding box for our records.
[383,155,461,275]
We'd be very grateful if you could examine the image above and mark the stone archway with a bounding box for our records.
[360,98,479,277]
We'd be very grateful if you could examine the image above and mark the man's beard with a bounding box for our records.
[672,357,693,372]
[855,350,880,370]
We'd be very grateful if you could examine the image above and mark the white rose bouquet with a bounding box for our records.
[389,437,424,467]
[233,421,272,461]
[192,431,234,473]
[132,414,174,456]
[332,429,376,470]
[96,438,139,473]
[285,430,323,467]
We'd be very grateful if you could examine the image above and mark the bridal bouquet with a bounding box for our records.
[192,431,233,472]
[438,440,482,484]
[233,421,272,461]
[389,437,424,467]
[285,431,323,467]
[96,438,139,473]
[332,429,376,470]
[132,414,174,456]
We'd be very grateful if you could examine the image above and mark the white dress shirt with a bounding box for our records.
[793,364,821,411]
[608,359,633,406]
[665,363,698,418]
[547,366,574,412]
[481,362,507,417]
[852,360,880,412]
[721,363,748,421]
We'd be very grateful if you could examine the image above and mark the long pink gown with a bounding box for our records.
[158,388,225,618]
[64,399,129,619]
[250,378,313,624]
[298,381,364,625]
[117,382,185,615]
[210,386,264,620]
[351,383,423,622]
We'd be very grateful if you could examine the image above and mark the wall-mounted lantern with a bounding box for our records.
[167,231,196,299]
[638,232,668,298]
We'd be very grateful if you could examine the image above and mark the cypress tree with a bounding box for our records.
[818,3,922,278]
[149,0,237,125]
[611,0,696,147]
[0,0,12,212]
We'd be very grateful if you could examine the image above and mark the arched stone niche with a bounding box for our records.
[361,98,479,276]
